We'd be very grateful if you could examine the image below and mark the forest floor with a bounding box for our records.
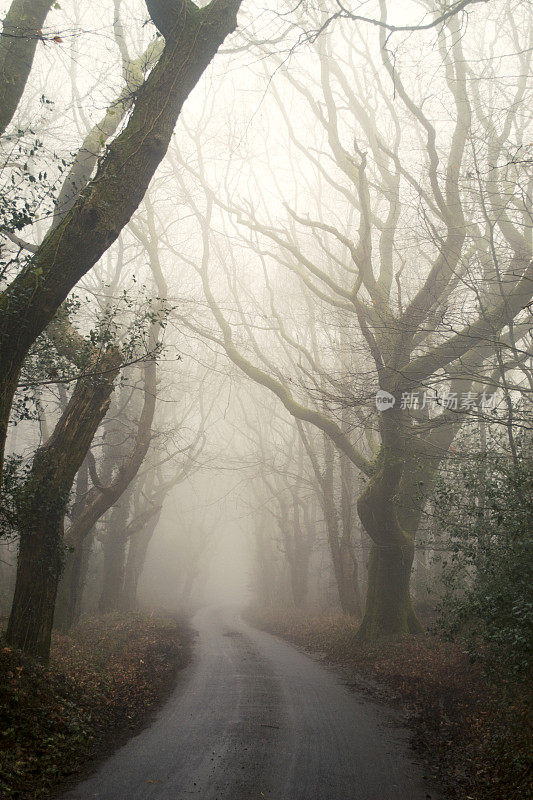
[249,606,532,800]
[0,612,191,800]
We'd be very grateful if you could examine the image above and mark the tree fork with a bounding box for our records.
[0,0,242,485]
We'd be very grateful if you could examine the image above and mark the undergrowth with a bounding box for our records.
[0,612,189,800]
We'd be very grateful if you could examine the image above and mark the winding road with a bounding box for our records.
[61,606,436,800]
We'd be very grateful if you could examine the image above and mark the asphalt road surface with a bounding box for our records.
[61,606,436,800]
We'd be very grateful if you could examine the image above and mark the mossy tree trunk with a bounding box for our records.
[6,349,121,661]
[354,408,424,640]
[5,509,64,662]
[357,542,420,639]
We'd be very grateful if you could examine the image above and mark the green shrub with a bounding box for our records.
[433,433,532,680]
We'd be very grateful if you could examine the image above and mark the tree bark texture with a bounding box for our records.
[5,348,121,660]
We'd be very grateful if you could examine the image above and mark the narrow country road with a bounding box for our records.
[61,606,436,800]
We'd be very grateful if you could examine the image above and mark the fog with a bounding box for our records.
[139,471,252,610]
[0,3,531,797]
[0,0,530,652]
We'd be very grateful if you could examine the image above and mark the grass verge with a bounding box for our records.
[248,606,531,800]
[0,612,191,799]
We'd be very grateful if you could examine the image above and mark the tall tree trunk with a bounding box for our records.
[290,497,311,608]
[6,512,63,662]
[0,361,22,482]
[357,541,419,639]
[121,511,160,611]
[98,490,132,614]
[340,450,362,617]
[54,459,90,631]
[297,426,361,616]
[5,349,121,661]
[355,410,422,640]
[277,493,311,609]
[287,552,309,608]
[54,533,93,632]
[338,538,361,616]
[0,554,16,617]
[64,353,158,572]
[322,438,360,615]
[253,519,277,607]
[0,0,56,136]
[357,376,482,639]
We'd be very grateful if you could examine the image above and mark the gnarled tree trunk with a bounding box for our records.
[355,410,422,640]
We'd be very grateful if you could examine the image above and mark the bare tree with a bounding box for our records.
[168,0,532,638]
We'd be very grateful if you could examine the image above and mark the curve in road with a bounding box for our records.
[60,606,437,800]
